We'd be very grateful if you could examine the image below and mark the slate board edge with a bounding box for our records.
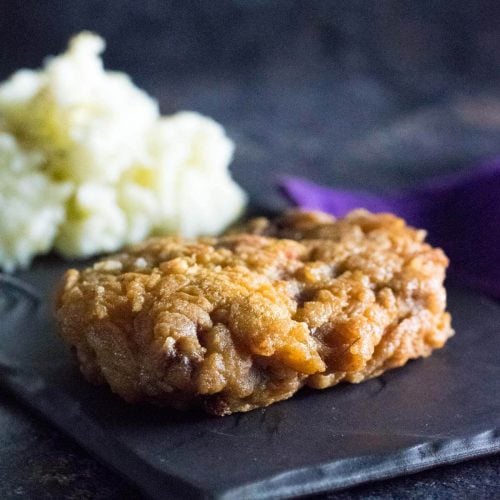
[1,356,499,500]
[220,430,500,499]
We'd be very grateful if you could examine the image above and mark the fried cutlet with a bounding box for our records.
[56,210,453,415]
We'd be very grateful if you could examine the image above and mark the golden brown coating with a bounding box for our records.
[56,210,453,415]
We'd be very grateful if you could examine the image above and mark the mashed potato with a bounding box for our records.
[0,134,71,271]
[0,32,246,270]
[148,112,246,237]
[0,33,158,184]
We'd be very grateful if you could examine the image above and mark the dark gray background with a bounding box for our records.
[1,1,499,498]
[2,0,500,209]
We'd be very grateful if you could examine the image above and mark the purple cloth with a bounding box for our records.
[280,160,500,300]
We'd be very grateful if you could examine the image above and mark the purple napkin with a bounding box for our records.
[280,159,500,300]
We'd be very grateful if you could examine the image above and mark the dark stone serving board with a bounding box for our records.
[0,256,499,499]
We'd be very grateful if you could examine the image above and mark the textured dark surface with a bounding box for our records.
[1,250,500,499]
[0,388,498,500]
[1,1,500,498]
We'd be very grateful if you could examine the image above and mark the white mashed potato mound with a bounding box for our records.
[0,134,71,271]
[0,32,246,270]
[0,32,158,183]
[148,112,246,237]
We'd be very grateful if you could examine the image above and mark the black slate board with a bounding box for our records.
[0,257,499,499]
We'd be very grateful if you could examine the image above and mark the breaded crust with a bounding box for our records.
[56,210,453,415]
